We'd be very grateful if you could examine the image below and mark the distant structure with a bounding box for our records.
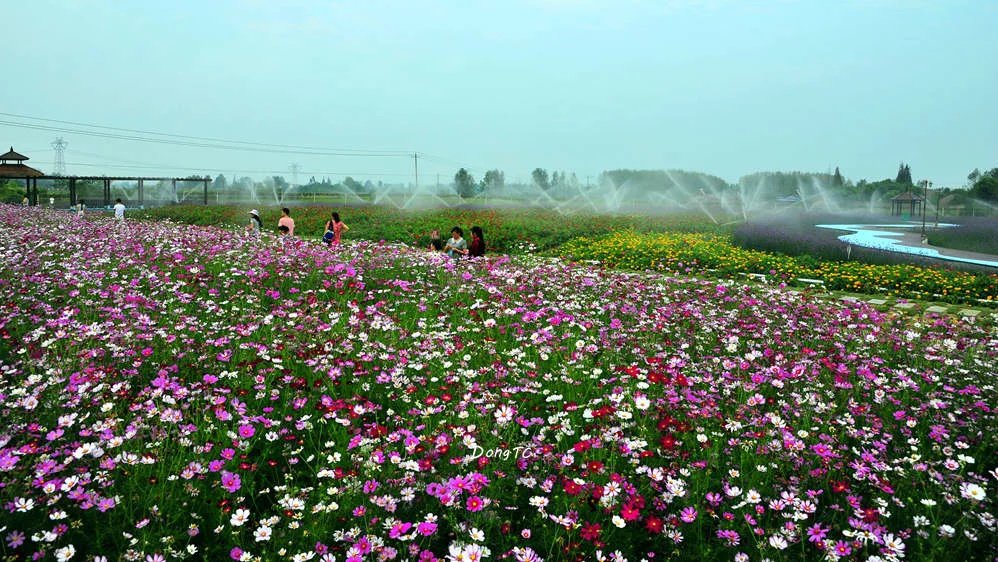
[1,147,211,207]
[890,191,924,217]
[51,137,68,175]
[0,147,45,205]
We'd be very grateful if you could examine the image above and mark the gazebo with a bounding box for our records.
[0,147,44,205]
[890,191,924,217]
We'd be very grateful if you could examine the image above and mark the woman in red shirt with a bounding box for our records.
[469,226,485,257]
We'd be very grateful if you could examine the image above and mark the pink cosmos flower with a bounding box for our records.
[237,424,255,439]
[466,496,484,512]
[221,471,241,493]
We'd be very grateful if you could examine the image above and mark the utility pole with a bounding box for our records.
[934,189,941,227]
[920,180,930,242]
[412,153,419,197]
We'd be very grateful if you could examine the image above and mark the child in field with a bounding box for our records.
[428,229,443,251]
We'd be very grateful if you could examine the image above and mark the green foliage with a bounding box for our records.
[738,171,838,198]
[969,169,998,202]
[604,169,730,195]
[0,180,25,204]
[480,169,504,193]
[454,168,477,198]
[531,168,549,190]
[896,162,913,185]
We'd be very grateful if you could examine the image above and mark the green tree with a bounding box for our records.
[970,175,998,202]
[454,168,477,198]
[480,169,504,193]
[531,168,550,190]
[833,166,844,187]
[895,162,912,185]
[343,176,363,194]
[214,174,228,191]
[968,168,981,185]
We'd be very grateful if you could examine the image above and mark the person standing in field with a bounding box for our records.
[113,199,126,220]
[324,212,349,245]
[278,207,295,236]
[469,226,485,257]
[247,209,262,237]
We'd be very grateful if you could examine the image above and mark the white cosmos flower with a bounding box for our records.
[960,483,986,502]
[254,524,272,541]
[231,508,251,527]
[55,545,76,562]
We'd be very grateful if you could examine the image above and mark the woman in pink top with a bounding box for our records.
[324,212,349,245]
[278,207,295,236]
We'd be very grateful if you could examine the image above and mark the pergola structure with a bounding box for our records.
[0,147,44,204]
[0,147,212,207]
[890,191,924,217]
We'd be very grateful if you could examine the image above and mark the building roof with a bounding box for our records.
[891,191,924,201]
[0,147,29,162]
[0,163,45,178]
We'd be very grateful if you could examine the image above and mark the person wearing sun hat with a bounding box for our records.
[246,209,262,237]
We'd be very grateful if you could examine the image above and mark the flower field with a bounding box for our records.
[138,205,722,255]
[558,232,998,305]
[0,205,996,561]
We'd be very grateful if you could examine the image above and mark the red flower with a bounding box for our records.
[580,523,601,542]
[621,504,641,521]
[660,434,677,450]
[830,480,850,493]
[644,516,664,534]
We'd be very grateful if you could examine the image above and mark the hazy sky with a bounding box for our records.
[3,0,996,187]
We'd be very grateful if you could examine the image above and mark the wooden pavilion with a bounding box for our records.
[0,147,45,204]
[890,191,924,217]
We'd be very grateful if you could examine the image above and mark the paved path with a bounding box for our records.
[893,230,998,267]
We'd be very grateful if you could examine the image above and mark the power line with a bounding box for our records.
[0,119,411,158]
[0,111,414,155]
[33,159,416,177]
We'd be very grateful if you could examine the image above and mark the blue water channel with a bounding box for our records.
[815,223,998,269]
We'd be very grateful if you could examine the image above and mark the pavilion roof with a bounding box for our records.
[0,147,28,162]
[891,191,924,201]
[0,163,45,178]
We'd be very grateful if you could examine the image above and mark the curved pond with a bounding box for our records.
[815,223,998,269]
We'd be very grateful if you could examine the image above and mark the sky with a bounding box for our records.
[2,0,996,188]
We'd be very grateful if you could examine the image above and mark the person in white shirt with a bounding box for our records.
[113,199,126,220]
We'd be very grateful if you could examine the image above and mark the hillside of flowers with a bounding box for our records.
[0,204,995,561]
[558,231,998,305]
